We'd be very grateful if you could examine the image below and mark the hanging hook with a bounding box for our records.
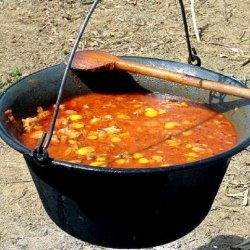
[178,0,201,66]
[188,47,201,66]
[33,132,50,165]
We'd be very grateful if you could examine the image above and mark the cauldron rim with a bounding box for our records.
[0,58,250,175]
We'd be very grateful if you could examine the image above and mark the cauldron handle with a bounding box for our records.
[33,0,201,164]
[32,0,101,164]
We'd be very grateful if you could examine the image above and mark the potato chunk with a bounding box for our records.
[164,122,179,129]
[70,114,82,121]
[144,107,158,117]
[76,146,95,156]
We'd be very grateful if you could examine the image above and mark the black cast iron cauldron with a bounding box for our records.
[0,57,250,248]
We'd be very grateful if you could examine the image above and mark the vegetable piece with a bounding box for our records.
[144,107,158,117]
[69,140,77,145]
[185,152,198,158]
[111,137,121,143]
[70,123,84,129]
[76,147,95,156]
[96,156,106,162]
[138,158,150,164]
[70,114,82,121]
[164,122,179,129]
[133,153,143,159]
[166,139,181,147]
[90,117,100,124]
[192,147,204,152]
[90,161,105,167]
[115,159,126,165]
[152,155,163,162]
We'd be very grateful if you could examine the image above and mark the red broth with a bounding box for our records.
[20,93,237,168]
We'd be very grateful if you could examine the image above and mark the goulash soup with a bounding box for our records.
[19,93,237,168]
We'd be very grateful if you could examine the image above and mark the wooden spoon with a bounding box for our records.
[70,50,250,99]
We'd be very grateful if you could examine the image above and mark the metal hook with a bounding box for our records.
[33,132,50,165]
[178,0,201,66]
[188,48,201,66]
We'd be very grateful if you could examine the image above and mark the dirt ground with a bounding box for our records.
[0,0,249,249]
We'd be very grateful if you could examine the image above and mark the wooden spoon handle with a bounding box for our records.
[116,59,250,99]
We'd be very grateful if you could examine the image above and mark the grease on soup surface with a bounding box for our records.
[20,93,237,168]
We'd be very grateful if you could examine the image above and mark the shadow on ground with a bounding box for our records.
[197,235,250,250]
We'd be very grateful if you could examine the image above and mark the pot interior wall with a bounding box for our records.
[0,58,250,151]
